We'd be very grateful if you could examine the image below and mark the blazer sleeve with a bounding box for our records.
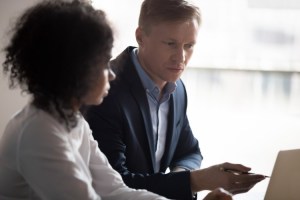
[84,94,195,200]
[169,115,203,171]
[168,80,203,170]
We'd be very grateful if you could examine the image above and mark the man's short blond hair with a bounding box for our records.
[138,0,201,33]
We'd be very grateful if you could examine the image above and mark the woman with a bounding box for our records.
[0,0,168,199]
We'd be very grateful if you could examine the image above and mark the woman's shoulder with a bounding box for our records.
[5,103,66,143]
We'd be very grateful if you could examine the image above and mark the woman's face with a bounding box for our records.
[82,63,115,106]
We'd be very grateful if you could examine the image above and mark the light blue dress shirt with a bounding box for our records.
[131,48,176,172]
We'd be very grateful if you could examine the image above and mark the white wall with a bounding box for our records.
[0,0,41,137]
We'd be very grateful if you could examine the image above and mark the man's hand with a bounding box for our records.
[190,162,266,194]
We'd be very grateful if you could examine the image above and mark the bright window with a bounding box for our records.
[93,0,300,71]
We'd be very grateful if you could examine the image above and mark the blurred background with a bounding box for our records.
[1,0,300,199]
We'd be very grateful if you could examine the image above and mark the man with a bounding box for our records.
[84,0,265,199]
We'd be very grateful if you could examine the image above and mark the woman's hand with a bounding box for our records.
[203,188,233,200]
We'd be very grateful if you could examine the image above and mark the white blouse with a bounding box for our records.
[0,103,169,200]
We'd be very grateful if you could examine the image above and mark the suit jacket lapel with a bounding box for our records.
[132,88,157,172]
[112,47,156,171]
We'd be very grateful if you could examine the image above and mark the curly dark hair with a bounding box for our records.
[2,0,113,130]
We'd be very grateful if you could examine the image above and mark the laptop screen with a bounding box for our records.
[264,149,300,200]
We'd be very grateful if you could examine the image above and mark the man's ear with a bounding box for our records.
[135,27,144,47]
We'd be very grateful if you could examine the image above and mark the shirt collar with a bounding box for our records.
[131,48,176,101]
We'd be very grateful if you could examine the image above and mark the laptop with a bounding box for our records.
[264,149,300,200]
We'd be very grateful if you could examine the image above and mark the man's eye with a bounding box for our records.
[185,44,194,49]
[164,41,175,47]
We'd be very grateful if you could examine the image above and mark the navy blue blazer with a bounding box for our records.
[84,47,203,200]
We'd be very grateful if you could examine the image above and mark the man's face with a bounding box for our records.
[136,19,199,89]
